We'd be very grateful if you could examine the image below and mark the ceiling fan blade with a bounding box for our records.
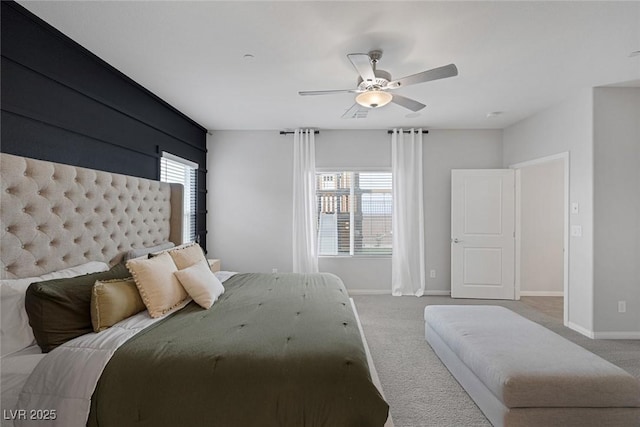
[299,89,357,96]
[388,63,458,88]
[391,94,426,112]
[347,53,376,84]
[341,103,369,119]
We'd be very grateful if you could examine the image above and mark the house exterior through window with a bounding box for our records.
[160,152,197,243]
[316,171,392,256]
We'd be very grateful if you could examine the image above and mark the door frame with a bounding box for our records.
[509,152,570,325]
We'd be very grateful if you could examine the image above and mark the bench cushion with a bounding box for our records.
[424,305,640,409]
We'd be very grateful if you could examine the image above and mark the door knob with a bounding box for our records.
[451,238,463,243]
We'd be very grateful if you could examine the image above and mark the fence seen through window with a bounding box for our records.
[316,171,392,256]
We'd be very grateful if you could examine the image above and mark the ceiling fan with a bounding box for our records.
[298,50,458,119]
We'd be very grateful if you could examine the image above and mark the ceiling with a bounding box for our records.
[18,1,640,131]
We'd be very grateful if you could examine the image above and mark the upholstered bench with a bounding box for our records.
[424,305,640,427]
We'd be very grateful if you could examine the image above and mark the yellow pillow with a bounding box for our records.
[174,260,225,309]
[91,278,146,332]
[126,252,188,318]
[168,242,207,270]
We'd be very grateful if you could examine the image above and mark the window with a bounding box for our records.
[316,171,392,256]
[160,152,197,243]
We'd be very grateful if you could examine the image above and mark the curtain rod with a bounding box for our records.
[279,130,320,135]
[280,130,427,135]
[387,130,429,134]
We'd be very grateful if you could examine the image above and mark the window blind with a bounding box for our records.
[316,171,392,256]
[160,152,197,243]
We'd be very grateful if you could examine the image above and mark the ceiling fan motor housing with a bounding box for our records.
[357,69,392,91]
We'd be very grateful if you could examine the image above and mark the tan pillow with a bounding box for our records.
[174,260,225,309]
[148,241,192,258]
[91,278,146,332]
[168,242,207,270]
[126,252,188,318]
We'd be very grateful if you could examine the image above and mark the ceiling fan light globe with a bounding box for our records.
[356,90,392,109]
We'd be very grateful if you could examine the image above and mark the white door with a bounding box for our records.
[451,169,515,299]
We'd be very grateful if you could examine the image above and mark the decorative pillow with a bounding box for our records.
[123,241,175,262]
[0,261,109,357]
[91,278,146,332]
[174,260,225,309]
[167,242,207,270]
[148,241,192,257]
[126,252,188,318]
[24,263,130,353]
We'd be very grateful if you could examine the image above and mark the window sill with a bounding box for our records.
[319,255,392,259]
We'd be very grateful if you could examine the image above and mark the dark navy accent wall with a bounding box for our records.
[1,1,208,247]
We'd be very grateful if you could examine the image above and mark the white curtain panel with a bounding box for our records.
[292,129,319,273]
[391,129,426,296]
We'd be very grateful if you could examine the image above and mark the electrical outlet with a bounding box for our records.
[430,269,436,278]
[272,268,278,274]
[618,301,626,313]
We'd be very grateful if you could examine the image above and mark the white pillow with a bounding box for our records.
[0,261,109,357]
[174,260,225,309]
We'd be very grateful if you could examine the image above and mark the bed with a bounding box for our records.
[0,153,390,427]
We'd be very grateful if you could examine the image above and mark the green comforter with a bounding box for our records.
[88,273,389,427]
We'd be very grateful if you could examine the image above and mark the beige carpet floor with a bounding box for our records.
[352,295,640,427]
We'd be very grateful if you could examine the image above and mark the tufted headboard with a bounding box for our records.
[0,153,183,279]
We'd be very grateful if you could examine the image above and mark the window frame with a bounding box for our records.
[315,167,393,258]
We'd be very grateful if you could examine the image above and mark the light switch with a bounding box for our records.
[571,202,579,214]
[571,225,582,237]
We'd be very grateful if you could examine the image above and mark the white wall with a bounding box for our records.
[207,129,503,293]
[207,88,638,336]
[207,131,294,273]
[316,130,393,292]
[593,87,640,336]
[423,130,504,293]
[519,159,565,295]
[503,88,594,333]
[315,130,390,169]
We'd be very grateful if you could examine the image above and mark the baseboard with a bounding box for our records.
[560,321,640,340]
[592,331,640,340]
[424,290,451,296]
[520,291,564,297]
[566,321,595,339]
[348,289,452,296]
[348,289,392,295]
